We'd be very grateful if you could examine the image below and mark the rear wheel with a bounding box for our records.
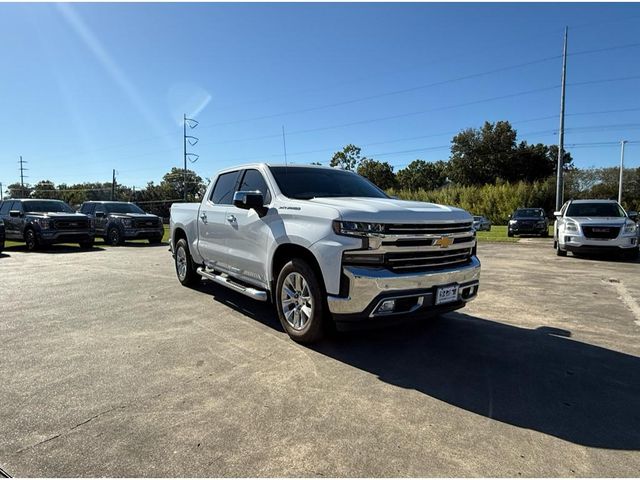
[275,258,325,344]
[25,228,39,251]
[174,238,200,287]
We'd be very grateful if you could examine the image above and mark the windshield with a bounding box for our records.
[269,167,388,200]
[23,200,74,214]
[514,209,544,218]
[104,203,145,214]
[473,216,482,221]
[566,202,626,218]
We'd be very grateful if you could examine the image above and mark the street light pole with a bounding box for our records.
[555,27,568,212]
[618,140,627,204]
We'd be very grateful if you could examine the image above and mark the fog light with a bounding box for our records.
[377,299,395,314]
[565,236,572,243]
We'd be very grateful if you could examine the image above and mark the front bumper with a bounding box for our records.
[561,234,637,252]
[509,224,547,234]
[38,230,94,244]
[327,256,481,321]
[123,227,164,240]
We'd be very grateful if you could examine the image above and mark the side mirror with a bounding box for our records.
[627,211,638,221]
[95,212,105,218]
[507,214,511,219]
[553,211,562,217]
[9,210,21,218]
[233,191,266,214]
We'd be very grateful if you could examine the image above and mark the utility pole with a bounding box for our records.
[555,26,568,212]
[618,140,627,204]
[0,182,3,201]
[19,156,28,198]
[282,125,288,166]
[183,114,199,201]
[111,169,116,201]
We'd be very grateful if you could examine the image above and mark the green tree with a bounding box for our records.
[6,182,32,198]
[330,144,364,171]
[356,159,397,189]
[160,167,206,202]
[448,121,517,186]
[396,160,448,191]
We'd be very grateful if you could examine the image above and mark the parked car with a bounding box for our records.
[554,199,638,259]
[0,217,5,253]
[170,163,481,343]
[472,215,491,231]
[78,201,164,246]
[0,199,94,251]
[507,208,549,237]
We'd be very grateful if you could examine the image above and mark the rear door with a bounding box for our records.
[224,168,274,287]
[0,201,17,239]
[196,170,242,271]
[4,201,22,240]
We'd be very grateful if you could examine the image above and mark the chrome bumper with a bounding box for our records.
[327,256,481,316]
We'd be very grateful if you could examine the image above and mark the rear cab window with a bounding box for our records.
[209,171,242,205]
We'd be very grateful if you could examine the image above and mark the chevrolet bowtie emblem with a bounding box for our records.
[434,235,454,248]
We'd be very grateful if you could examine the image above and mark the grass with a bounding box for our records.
[3,226,171,250]
[476,225,554,242]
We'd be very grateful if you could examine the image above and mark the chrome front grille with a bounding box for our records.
[344,221,476,273]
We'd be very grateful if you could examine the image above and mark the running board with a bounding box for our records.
[196,267,268,302]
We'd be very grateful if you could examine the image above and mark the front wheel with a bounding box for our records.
[79,239,94,250]
[25,228,39,251]
[107,227,123,246]
[275,258,326,344]
[507,229,514,238]
[556,240,567,257]
[148,235,162,245]
[174,238,200,287]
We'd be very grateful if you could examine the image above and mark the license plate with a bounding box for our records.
[435,284,459,305]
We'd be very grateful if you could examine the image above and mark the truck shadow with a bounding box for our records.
[2,244,105,254]
[202,282,640,451]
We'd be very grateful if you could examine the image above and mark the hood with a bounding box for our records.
[110,213,158,220]
[512,217,546,222]
[307,197,472,223]
[567,216,628,225]
[27,212,88,219]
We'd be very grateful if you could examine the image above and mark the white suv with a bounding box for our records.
[553,199,639,259]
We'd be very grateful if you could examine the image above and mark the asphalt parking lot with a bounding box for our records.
[1,240,639,477]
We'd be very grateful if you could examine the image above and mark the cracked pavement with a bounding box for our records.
[1,241,639,476]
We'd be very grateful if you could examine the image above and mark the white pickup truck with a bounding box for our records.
[170,164,481,343]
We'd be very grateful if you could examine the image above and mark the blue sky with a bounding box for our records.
[1,2,639,190]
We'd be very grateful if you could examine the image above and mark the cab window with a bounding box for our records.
[0,201,14,215]
[210,171,241,205]
[238,169,271,204]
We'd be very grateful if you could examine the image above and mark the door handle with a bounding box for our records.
[226,214,236,223]
[200,213,208,224]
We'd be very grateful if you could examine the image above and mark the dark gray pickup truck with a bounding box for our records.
[79,201,164,246]
[0,199,94,250]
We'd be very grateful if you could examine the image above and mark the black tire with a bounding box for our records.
[107,226,123,246]
[174,238,200,287]
[79,239,94,250]
[24,228,39,251]
[623,247,639,261]
[541,229,549,238]
[275,258,326,344]
[148,235,162,245]
[556,240,567,257]
[507,229,514,238]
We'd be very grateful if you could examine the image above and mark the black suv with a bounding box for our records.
[0,216,5,253]
[79,201,164,246]
[508,207,549,237]
[0,199,94,250]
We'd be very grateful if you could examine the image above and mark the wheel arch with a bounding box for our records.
[270,243,326,299]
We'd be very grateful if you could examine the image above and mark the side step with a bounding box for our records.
[196,267,268,302]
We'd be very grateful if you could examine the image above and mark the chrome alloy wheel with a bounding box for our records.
[176,245,188,281]
[280,272,314,330]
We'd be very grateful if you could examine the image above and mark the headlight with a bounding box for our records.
[564,221,578,232]
[624,221,637,234]
[0,218,4,226]
[33,218,52,229]
[509,219,517,225]
[122,218,133,228]
[333,220,384,237]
